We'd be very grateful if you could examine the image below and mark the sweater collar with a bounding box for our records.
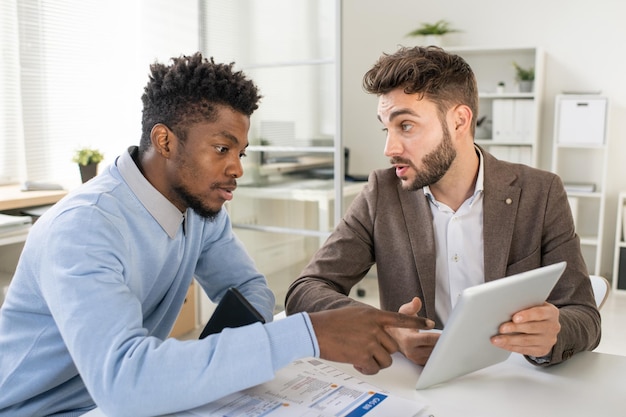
[117,146,185,239]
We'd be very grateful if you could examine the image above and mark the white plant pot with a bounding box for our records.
[518,80,534,93]
[422,34,443,47]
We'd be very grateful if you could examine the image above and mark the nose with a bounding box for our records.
[384,132,402,158]
[227,155,244,178]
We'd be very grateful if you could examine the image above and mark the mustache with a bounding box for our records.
[213,180,237,189]
[390,157,412,165]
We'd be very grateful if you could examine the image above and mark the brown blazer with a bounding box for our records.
[285,150,601,365]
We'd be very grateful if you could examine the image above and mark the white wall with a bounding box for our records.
[341,0,626,278]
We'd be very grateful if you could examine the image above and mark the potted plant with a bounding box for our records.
[406,20,460,46]
[72,147,104,183]
[512,61,535,92]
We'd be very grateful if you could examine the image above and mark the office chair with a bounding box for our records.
[589,275,610,310]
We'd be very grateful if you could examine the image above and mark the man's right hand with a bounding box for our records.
[386,297,441,366]
[308,306,435,375]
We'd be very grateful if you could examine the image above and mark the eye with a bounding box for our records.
[239,151,247,159]
[401,122,412,132]
[215,145,228,154]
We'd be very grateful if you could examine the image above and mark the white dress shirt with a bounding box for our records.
[424,147,485,324]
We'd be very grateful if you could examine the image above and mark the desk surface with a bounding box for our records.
[0,185,67,211]
[83,350,625,417]
[237,178,366,202]
[334,350,626,417]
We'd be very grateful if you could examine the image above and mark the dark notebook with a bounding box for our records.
[199,287,266,339]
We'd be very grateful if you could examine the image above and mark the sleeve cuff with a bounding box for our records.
[265,312,320,369]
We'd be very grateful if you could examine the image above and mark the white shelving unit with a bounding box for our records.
[446,46,545,167]
[551,95,609,276]
[612,192,626,292]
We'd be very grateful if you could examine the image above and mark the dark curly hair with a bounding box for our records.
[362,46,478,135]
[139,52,262,151]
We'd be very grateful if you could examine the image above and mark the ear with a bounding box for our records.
[452,104,473,133]
[150,124,171,158]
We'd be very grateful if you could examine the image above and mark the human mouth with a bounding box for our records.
[390,157,413,179]
[395,165,410,178]
[216,183,237,201]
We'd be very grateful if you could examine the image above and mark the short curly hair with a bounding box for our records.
[139,52,262,150]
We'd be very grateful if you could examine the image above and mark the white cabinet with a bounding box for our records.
[612,192,626,292]
[551,95,609,276]
[446,46,544,167]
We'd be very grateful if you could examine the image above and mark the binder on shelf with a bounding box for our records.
[492,99,534,142]
[513,99,534,142]
[492,99,514,141]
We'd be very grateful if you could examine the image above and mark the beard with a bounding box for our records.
[392,123,457,191]
[173,183,222,221]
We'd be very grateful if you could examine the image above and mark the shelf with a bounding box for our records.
[243,57,334,70]
[552,95,608,276]
[475,140,533,146]
[479,92,535,99]
[555,143,607,150]
[446,45,538,54]
[579,237,600,246]
[565,191,603,199]
[451,46,543,167]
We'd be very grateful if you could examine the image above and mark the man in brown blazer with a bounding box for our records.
[285,46,600,369]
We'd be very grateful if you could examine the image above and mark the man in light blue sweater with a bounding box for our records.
[0,53,432,417]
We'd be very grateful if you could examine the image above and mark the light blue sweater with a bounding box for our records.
[0,148,318,417]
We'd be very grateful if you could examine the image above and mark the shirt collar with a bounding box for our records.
[423,145,485,206]
[117,146,185,239]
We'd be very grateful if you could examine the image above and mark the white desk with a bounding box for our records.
[235,179,365,233]
[83,350,625,417]
[333,350,626,417]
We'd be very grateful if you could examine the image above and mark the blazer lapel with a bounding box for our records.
[398,185,438,319]
[482,152,521,281]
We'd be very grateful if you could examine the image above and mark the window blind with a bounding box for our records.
[1,0,199,185]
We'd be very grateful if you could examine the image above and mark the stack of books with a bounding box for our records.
[0,213,32,238]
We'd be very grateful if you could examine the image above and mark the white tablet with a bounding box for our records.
[415,261,566,390]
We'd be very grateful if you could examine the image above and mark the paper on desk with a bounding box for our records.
[181,358,428,417]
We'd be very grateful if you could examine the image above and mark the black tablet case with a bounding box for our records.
[199,287,266,339]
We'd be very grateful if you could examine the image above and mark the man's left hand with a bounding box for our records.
[491,302,560,357]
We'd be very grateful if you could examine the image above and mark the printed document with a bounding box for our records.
[181,358,428,417]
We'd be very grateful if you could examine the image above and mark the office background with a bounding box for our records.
[341,0,626,280]
[1,0,625,299]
